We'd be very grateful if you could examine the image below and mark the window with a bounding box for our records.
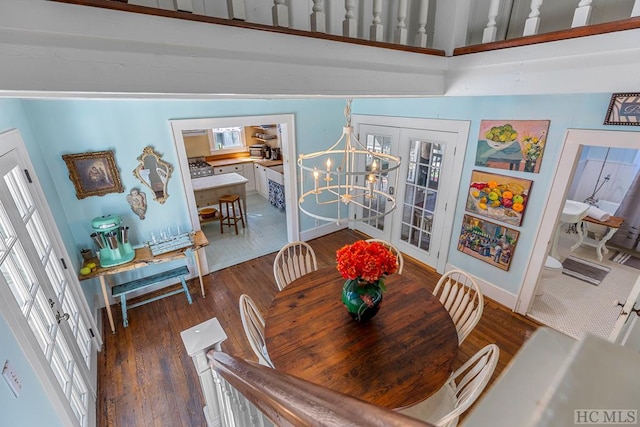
[210,127,245,152]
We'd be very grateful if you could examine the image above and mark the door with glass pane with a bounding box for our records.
[392,129,452,269]
[0,130,97,427]
[353,120,468,272]
[352,125,401,240]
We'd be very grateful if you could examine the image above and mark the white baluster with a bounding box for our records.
[631,0,640,16]
[414,0,429,47]
[272,0,289,27]
[343,0,357,38]
[173,0,193,12]
[394,0,408,45]
[523,0,544,36]
[310,0,326,33]
[370,0,383,42]
[482,0,501,43]
[572,0,593,27]
[227,0,246,20]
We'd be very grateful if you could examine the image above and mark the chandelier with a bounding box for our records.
[297,99,402,224]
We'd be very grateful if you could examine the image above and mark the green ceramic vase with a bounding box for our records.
[341,279,383,322]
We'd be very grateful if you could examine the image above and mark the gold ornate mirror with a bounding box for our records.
[133,146,173,204]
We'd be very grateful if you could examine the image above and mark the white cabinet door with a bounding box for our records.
[255,164,268,198]
[243,163,256,192]
[609,274,640,350]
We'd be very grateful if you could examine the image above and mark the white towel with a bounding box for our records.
[587,206,611,222]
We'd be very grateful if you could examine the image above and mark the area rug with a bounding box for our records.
[609,251,640,270]
[561,256,611,286]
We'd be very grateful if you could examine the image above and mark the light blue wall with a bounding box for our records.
[0,99,64,427]
[353,94,640,295]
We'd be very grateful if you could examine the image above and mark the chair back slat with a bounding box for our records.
[273,241,318,291]
[432,269,484,344]
[239,294,274,368]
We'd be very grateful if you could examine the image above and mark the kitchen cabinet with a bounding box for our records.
[212,161,256,192]
[255,164,268,198]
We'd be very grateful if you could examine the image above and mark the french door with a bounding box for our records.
[353,118,469,272]
[0,129,97,427]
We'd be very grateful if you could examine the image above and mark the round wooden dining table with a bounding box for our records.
[264,266,459,410]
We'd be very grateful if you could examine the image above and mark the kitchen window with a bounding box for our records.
[210,127,245,152]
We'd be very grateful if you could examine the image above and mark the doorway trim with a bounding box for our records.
[516,128,640,315]
[170,114,299,274]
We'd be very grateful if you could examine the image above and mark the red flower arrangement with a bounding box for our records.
[336,240,398,291]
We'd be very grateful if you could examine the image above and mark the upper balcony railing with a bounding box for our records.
[54,0,640,56]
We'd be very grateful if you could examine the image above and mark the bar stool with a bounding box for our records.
[219,194,245,234]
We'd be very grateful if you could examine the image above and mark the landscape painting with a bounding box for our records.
[475,120,550,173]
[458,214,520,271]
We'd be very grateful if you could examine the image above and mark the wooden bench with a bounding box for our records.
[112,265,192,327]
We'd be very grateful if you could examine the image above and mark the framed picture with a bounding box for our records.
[604,93,640,126]
[465,170,532,227]
[457,214,520,271]
[475,120,550,173]
[62,150,124,199]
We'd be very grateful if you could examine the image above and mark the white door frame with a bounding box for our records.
[352,115,470,273]
[170,114,299,274]
[516,128,640,315]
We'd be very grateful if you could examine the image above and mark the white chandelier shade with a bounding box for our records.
[297,100,402,224]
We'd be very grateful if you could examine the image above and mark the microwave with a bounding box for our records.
[249,144,266,158]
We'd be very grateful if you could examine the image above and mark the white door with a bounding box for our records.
[353,118,469,272]
[0,129,98,427]
[609,274,640,350]
[352,124,400,240]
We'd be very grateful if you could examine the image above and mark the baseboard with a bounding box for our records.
[300,222,347,242]
[446,263,517,309]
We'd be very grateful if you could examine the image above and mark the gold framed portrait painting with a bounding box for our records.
[62,150,124,199]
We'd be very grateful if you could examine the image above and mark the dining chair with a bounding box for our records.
[432,269,484,344]
[273,241,318,291]
[365,238,404,274]
[398,343,500,427]
[239,294,274,368]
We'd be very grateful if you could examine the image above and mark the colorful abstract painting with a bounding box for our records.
[475,120,550,173]
[457,214,520,271]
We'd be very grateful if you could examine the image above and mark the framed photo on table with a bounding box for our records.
[604,93,640,126]
[457,214,520,271]
[62,150,124,199]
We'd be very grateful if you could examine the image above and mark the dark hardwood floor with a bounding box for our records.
[97,229,540,426]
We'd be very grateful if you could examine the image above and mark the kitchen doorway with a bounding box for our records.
[517,129,640,336]
[170,114,299,274]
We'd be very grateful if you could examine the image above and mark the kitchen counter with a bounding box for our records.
[207,157,283,168]
[191,172,248,191]
[191,173,249,222]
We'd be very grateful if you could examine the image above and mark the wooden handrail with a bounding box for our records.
[49,0,446,57]
[453,16,640,56]
[209,351,434,427]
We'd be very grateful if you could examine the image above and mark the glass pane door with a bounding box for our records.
[398,140,443,254]
[0,140,95,427]
[352,125,400,240]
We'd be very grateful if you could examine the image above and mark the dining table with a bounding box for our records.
[264,266,459,410]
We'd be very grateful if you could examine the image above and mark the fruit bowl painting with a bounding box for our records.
[475,120,550,173]
[465,170,533,227]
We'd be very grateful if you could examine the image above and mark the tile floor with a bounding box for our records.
[528,226,639,339]
[201,193,288,272]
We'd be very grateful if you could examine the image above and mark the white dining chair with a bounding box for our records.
[398,343,500,427]
[365,238,404,274]
[273,241,318,291]
[432,269,484,344]
[239,294,274,368]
